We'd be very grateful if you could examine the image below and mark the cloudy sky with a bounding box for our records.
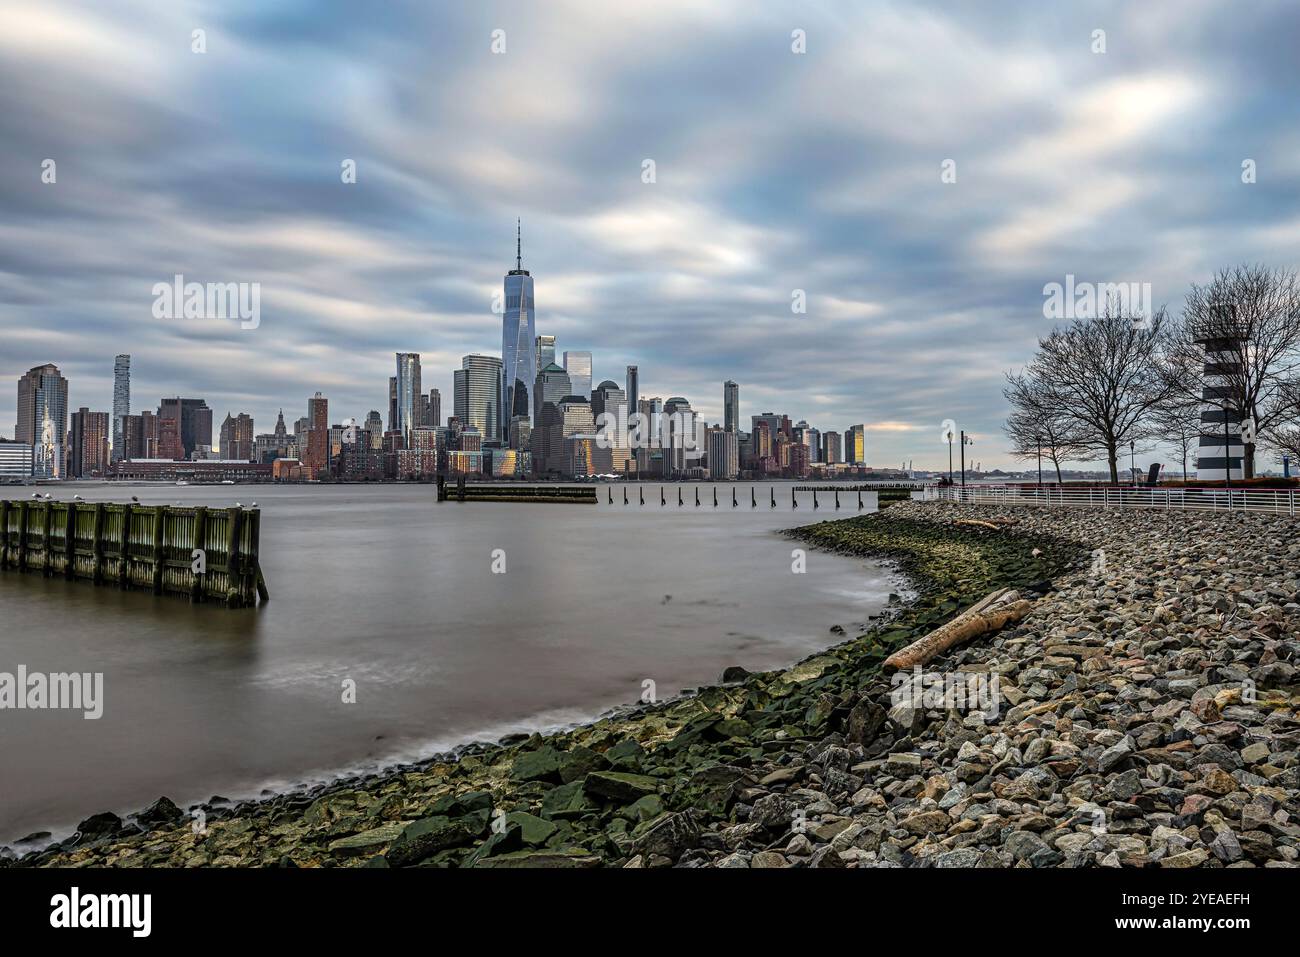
[4,0,1299,470]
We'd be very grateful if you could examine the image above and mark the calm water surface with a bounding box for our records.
[0,483,895,843]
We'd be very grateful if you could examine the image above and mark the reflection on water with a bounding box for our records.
[0,482,894,842]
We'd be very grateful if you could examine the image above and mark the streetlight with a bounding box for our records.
[960,431,973,487]
[1129,439,1135,484]
[943,422,955,485]
[1035,434,1042,486]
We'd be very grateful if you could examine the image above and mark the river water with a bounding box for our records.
[0,482,895,844]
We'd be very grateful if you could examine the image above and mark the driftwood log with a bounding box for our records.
[953,517,1019,530]
[883,588,1033,671]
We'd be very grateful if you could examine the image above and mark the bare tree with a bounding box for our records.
[1019,302,1172,483]
[1148,394,1203,480]
[1164,265,1300,477]
[1266,380,1300,469]
[1003,371,1087,483]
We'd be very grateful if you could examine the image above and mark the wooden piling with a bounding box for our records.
[40,502,53,576]
[0,498,265,608]
[152,506,166,594]
[17,501,29,571]
[224,507,243,607]
[91,502,104,583]
[191,506,207,603]
[63,503,76,579]
[118,503,132,589]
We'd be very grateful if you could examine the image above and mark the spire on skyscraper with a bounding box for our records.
[516,218,522,271]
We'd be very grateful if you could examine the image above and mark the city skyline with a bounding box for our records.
[5,3,1300,471]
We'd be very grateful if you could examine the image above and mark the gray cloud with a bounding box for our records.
[3,0,1300,469]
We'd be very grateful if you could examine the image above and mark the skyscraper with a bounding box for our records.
[592,380,628,462]
[428,388,442,430]
[220,412,255,461]
[793,420,819,464]
[533,362,572,422]
[664,397,700,473]
[723,380,739,432]
[822,430,842,465]
[395,352,422,444]
[69,408,109,478]
[454,354,503,443]
[846,424,866,465]
[501,221,537,441]
[536,335,556,375]
[365,410,384,450]
[112,354,130,463]
[157,398,211,460]
[15,363,68,478]
[626,365,639,419]
[591,381,627,422]
[121,413,145,460]
[305,392,329,476]
[707,427,739,479]
[564,351,592,400]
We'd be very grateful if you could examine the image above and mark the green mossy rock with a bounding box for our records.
[582,771,662,803]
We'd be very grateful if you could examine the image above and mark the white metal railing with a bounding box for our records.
[921,484,1298,515]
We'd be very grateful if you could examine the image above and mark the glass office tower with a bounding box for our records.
[501,221,537,442]
[564,351,592,400]
[395,352,422,445]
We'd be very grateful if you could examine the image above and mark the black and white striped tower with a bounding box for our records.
[1194,305,1244,482]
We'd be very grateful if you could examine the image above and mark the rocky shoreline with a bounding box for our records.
[8,501,1298,868]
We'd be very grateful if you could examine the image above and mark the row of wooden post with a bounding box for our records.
[605,485,868,509]
[0,500,268,607]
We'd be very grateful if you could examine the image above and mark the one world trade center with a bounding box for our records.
[501,220,536,445]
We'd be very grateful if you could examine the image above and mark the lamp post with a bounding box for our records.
[1129,439,1135,484]
[960,431,972,488]
[1035,434,1042,486]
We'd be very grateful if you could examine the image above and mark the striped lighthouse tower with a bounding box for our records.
[1194,305,1244,482]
